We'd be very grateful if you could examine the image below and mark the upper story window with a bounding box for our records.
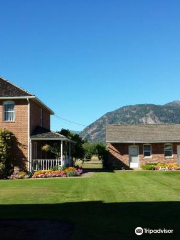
[164,144,173,157]
[3,101,15,121]
[143,144,152,157]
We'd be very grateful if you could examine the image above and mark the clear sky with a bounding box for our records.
[0,0,180,131]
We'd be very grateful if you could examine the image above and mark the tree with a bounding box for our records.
[0,129,14,178]
[82,142,108,160]
[58,129,85,159]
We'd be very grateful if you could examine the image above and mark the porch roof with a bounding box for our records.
[106,124,180,143]
[30,126,73,142]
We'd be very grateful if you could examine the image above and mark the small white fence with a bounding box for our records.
[32,159,62,171]
[32,158,72,171]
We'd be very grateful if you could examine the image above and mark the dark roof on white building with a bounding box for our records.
[106,124,180,143]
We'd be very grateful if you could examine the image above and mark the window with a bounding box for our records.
[3,101,15,121]
[164,144,173,157]
[143,144,152,157]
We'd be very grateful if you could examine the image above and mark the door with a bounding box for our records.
[177,145,180,166]
[129,145,139,168]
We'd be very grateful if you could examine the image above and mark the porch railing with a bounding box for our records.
[32,159,62,171]
[32,158,72,171]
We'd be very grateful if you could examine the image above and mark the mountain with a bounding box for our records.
[80,101,180,143]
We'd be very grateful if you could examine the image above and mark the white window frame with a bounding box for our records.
[3,101,15,121]
[143,144,152,158]
[164,143,173,158]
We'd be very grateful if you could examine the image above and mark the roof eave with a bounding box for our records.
[30,137,75,143]
[0,96,54,115]
[0,96,35,99]
[106,140,180,143]
[33,97,54,115]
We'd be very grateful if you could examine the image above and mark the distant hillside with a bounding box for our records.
[80,101,180,143]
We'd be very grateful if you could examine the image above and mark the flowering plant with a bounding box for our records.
[32,167,83,178]
[9,171,29,179]
[32,170,66,178]
[155,163,179,171]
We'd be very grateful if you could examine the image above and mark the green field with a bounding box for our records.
[0,171,180,239]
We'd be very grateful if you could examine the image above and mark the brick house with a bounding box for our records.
[106,124,180,169]
[0,77,73,172]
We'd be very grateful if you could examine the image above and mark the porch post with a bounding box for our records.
[61,140,64,166]
[65,141,68,166]
[69,142,72,166]
[29,140,32,172]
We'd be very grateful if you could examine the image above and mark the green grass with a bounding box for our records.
[1,171,180,239]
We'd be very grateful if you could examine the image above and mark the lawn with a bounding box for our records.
[0,171,180,239]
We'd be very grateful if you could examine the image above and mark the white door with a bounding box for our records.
[177,145,180,166]
[129,145,139,168]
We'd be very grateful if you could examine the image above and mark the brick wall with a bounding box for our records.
[30,100,50,134]
[108,142,179,169]
[0,99,51,170]
[0,99,28,169]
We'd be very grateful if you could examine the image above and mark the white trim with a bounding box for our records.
[29,140,32,172]
[129,145,139,168]
[3,101,15,122]
[30,138,69,141]
[0,96,35,99]
[30,138,74,142]
[61,140,64,166]
[0,96,54,114]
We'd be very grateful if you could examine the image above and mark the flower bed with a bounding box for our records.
[32,167,83,178]
[8,171,30,179]
[155,163,179,171]
[8,167,83,179]
[141,163,180,171]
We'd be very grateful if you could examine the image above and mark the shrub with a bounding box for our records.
[66,170,76,177]
[9,171,29,179]
[141,163,157,170]
[0,129,14,178]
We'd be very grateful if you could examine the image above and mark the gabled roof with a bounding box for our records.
[0,76,54,114]
[31,126,73,142]
[0,76,34,97]
[106,124,180,143]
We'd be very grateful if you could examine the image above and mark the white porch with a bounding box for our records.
[29,127,74,171]
[32,157,73,171]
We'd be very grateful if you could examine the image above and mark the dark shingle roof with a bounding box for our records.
[31,126,68,140]
[0,77,34,97]
[106,124,180,143]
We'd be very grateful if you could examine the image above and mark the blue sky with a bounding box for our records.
[1,0,180,131]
